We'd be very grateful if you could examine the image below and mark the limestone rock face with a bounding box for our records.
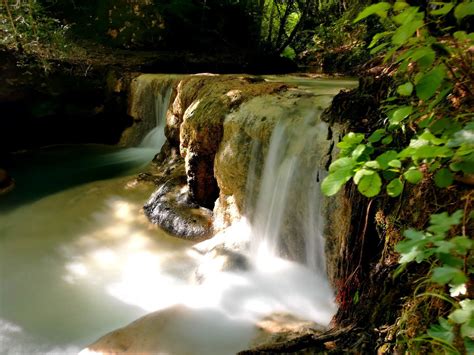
[135,74,290,234]
[176,76,288,209]
[120,74,178,147]
[213,90,329,231]
[319,122,354,287]
[129,73,357,282]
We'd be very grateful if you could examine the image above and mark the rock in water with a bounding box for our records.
[144,175,213,241]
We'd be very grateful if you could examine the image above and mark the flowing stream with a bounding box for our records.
[0,76,357,354]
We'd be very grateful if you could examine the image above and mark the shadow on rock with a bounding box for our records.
[144,175,213,241]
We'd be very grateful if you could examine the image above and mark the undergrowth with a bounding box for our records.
[322,1,473,353]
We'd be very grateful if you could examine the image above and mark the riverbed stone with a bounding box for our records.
[143,174,214,241]
[81,306,325,355]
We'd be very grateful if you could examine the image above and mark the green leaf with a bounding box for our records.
[431,265,467,285]
[368,31,391,49]
[430,2,454,15]
[465,338,474,353]
[451,236,473,254]
[388,159,402,168]
[458,152,474,173]
[322,158,356,196]
[352,144,368,160]
[449,299,474,324]
[439,254,464,268]
[392,19,424,45]
[404,168,423,183]
[358,172,382,197]
[393,1,409,11]
[364,160,381,169]
[376,150,399,169]
[370,42,389,55]
[343,133,366,145]
[434,240,455,254]
[454,31,468,41]
[454,2,474,20]
[416,65,446,101]
[354,168,375,184]
[434,168,454,188]
[389,106,413,124]
[418,130,446,145]
[382,135,393,144]
[393,6,420,25]
[322,171,351,196]
[431,116,460,135]
[428,85,453,111]
[368,129,386,143]
[397,82,413,96]
[409,47,436,69]
[399,145,453,159]
[427,318,454,345]
[353,290,360,304]
[429,161,441,172]
[461,320,474,339]
[450,161,462,172]
[404,229,425,241]
[387,178,404,197]
[396,229,428,263]
[354,2,392,22]
[428,210,463,234]
[328,157,355,173]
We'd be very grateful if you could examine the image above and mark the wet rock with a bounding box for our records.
[144,175,213,241]
[129,74,290,212]
[80,305,257,355]
[213,91,330,233]
[119,74,178,147]
[155,74,289,209]
[250,313,326,348]
[81,307,325,355]
[0,169,15,195]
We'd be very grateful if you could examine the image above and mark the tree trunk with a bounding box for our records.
[274,0,295,51]
[277,0,312,53]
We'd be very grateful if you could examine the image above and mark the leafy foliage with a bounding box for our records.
[0,0,71,54]
[322,1,473,352]
[322,1,473,199]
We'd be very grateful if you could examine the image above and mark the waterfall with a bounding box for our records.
[247,110,329,275]
[119,74,176,149]
[95,76,175,169]
[138,83,173,149]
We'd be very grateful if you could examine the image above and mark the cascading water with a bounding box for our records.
[0,75,356,355]
[248,113,329,273]
[138,82,173,150]
[99,76,174,165]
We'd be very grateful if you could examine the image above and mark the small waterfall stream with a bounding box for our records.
[0,76,357,355]
[138,82,173,150]
[248,116,329,274]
